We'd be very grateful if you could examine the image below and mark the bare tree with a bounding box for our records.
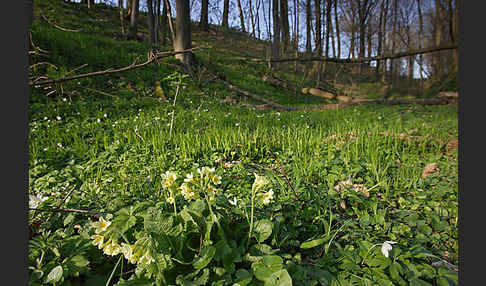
[305,0,312,53]
[237,0,246,32]
[128,0,140,40]
[272,0,281,61]
[222,0,230,28]
[174,0,194,65]
[280,0,290,52]
[200,0,209,31]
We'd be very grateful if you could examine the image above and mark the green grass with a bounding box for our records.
[28,1,458,285]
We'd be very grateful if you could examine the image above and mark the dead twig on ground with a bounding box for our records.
[77,85,119,99]
[40,13,81,32]
[30,47,202,87]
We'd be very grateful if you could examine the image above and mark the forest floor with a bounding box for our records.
[28,1,458,285]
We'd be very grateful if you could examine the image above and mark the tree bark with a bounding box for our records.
[222,0,230,28]
[306,0,312,53]
[160,0,168,44]
[164,0,176,44]
[128,0,140,40]
[434,0,442,79]
[200,0,209,31]
[147,0,156,46]
[334,0,340,58]
[174,0,194,66]
[280,0,290,52]
[314,0,322,55]
[236,0,246,32]
[272,0,281,61]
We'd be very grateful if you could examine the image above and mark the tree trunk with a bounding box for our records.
[237,0,246,32]
[160,0,168,44]
[325,0,331,58]
[452,0,458,71]
[434,0,442,79]
[128,0,140,40]
[272,0,281,61]
[222,0,230,28]
[306,0,312,53]
[147,0,156,47]
[164,0,176,43]
[174,0,194,66]
[280,0,290,52]
[314,0,322,55]
[334,0,341,59]
[249,0,256,36]
[119,0,125,36]
[200,0,209,31]
[376,0,386,79]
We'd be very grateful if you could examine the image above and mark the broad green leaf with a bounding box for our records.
[409,278,433,286]
[300,237,326,249]
[192,245,216,269]
[253,219,273,243]
[144,208,173,234]
[115,277,155,285]
[176,268,210,286]
[45,265,63,284]
[234,269,253,286]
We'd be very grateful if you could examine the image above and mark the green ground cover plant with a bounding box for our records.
[28,1,458,285]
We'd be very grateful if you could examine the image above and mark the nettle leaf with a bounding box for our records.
[193,245,216,270]
[300,237,327,249]
[176,268,210,286]
[253,219,273,243]
[45,265,63,284]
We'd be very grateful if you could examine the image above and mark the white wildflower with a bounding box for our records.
[381,241,397,258]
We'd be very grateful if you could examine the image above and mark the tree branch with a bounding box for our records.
[30,47,201,87]
[246,43,458,64]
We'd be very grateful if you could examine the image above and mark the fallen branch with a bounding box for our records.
[77,85,120,99]
[40,13,81,32]
[247,43,458,64]
[29,207,103,215]
[30,47,201,86]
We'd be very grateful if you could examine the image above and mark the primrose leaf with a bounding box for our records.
[45,265,63,284]
[300,237,327,249]
[253,219,273,243]
[192,245,216,270]
[176,268,210,286]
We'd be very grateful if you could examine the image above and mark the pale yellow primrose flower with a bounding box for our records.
[180,183,195,201]
[91,235,104,249]
[139,251,155,265]
[184,172,194,183]
[162,171,177,188]
[252,173,269,192]
[103,240,121,256]
[129,248,143,264]
[381,241,397,258]
[211,174,222,185]
[92,216,111,234]
[121,243,136,260]
[166,196,175,204]
[262,189,274,205]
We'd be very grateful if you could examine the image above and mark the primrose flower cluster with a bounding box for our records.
[162,167,222,204]
[90,216,154,265]
[252,173,274,205]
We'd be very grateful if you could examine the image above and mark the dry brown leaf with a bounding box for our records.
[446,139,458,153]
[422,163,439,178]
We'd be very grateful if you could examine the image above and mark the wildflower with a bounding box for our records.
[162,171,177,188]
[184,172,194,183]
[57,143,62,148]
[103,240,121,256]
[129,248,143,264]
[261,190,274,205]
[180,183,195,201]
[235,123,239,126]
[91,235,104,249]
[381,241,397,258]
[228,197,238,206]
[104,113,107,118]
[92,216,111,234]
[197,167,215,177]
[166,196,175,204]
[29,194,48,209]
[120,243,136,260]
[139,251,155,265]
[211,174,222,185]
[56,116,61,120]
[252,173,269,192]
